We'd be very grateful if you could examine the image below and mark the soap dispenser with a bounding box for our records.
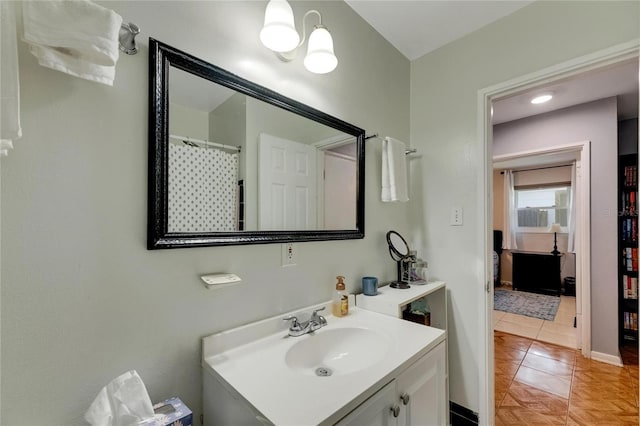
[332,276,349,317]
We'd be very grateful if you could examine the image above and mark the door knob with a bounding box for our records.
[400,393,410,405]
[390,405,400,418]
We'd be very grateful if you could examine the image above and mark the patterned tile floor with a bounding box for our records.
[495,331,639,425]
[494,285,577,349]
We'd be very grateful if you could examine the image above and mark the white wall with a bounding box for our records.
[494,98,619,356]
[1,1,410,424]
[410,0,639,415]
[169,103,209,140]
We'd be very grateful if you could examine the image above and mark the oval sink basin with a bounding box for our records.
[285,327,391,376]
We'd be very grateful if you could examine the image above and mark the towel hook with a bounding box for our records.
[119,22,140,55]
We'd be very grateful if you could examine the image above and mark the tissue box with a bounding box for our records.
[151,397,192,426]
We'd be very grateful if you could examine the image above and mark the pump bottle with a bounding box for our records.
[332,276,348,317]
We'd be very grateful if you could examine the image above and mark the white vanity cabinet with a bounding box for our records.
[335,381,397,426]
[396,340,447,425]
[336,341,446,426]
[356,281,449,425]
[201,304,446,426]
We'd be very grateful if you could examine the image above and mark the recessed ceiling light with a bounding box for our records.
[531,94,553,104]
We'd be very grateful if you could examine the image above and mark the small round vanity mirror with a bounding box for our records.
[386,230,412,289]
[386,230,410,260]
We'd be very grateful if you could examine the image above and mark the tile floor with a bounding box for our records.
[495,331,639,425]
[494,287,578,349]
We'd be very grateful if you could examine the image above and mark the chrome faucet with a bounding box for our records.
[283,307,327,337]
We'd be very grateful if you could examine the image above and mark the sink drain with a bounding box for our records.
[315,366,333,377]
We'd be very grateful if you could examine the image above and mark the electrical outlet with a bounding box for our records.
[281,243,296,267]
[450,207,463,226]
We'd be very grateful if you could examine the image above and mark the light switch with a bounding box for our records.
[450,207,463,226]
[281,243,296,267]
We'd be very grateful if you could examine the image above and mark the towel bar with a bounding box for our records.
[365,133,418,155]
[119,22,140,55]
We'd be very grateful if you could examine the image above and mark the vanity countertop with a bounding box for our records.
[202,305,445,426]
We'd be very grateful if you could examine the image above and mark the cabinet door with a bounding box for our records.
[336,381,397,426]
[396,342,446,426]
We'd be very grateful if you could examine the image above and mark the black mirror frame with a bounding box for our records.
[148,39,365,249]
[386,230,410,260]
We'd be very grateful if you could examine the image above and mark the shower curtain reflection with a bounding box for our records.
[168,143,240,232]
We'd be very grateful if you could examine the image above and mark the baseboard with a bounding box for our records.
[591,350,623,367]
[450,401,478,426]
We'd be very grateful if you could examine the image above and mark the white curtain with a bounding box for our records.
[503,170,518,250]
[0,1,21,156]
[567,162,577,252]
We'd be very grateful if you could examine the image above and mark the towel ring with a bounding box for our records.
[119,23,140,55]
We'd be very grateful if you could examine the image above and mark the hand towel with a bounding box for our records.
[1,1,22,156]
[381,137,409,202]
[22,0,123,86]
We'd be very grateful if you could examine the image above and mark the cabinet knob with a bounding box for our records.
[400,393,410,405]
[390,405,400,418]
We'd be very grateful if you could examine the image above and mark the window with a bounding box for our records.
[515,186,569,232]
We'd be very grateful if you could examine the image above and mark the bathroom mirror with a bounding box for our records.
[386,230,410,259]
[148,39,365,249]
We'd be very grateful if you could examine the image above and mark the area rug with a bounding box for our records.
[494,289,560,321]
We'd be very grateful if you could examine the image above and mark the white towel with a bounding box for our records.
[22,0,123,86]
[381,136,409,202]
[1,1,22,156]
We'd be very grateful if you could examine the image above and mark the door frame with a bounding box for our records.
[493,141,591,354]
[477,39,640,425]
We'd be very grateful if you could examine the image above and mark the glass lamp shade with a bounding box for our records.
[260,0,300,52]
[304,26,338,74]
[548,223,562,233]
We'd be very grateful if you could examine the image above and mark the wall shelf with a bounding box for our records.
[355,281,447,332]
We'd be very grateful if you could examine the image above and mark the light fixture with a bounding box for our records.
[259,0,299,52]
[260,0,338,74]
[531,94,553,104]
[548,223,562,256]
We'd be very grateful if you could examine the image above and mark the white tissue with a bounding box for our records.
[85,370,155,426]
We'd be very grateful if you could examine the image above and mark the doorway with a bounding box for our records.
[478,41,640,423]
[492,145,587,351]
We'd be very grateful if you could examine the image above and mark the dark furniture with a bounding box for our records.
[512,250,561,296]
[493,230,503,286]
[619,153,638,344]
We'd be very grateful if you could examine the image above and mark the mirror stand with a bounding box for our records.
[391,255,415,289]
[386,230,414,289]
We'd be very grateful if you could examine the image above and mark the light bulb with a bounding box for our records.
[304,26,337,74]
[531,94,553,104]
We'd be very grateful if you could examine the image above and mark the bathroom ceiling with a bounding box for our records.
[344,0,534,60]
[346,2,638,126]
[491,59,639,125]
[171,2,638,126]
